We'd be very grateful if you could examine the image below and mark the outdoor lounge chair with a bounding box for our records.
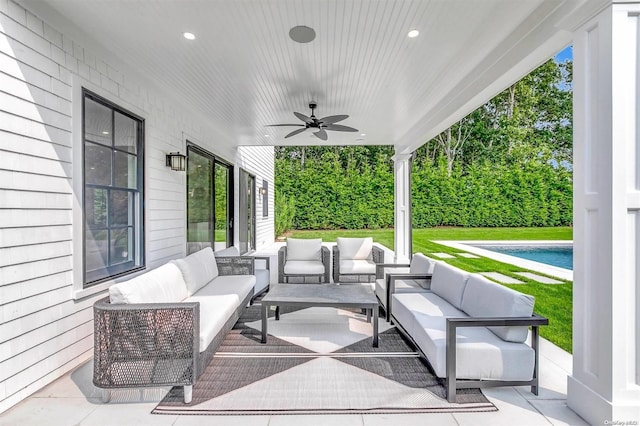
[332,237,384,283]
[278,238,330,283]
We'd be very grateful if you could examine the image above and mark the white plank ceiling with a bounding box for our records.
[22,0,603,153]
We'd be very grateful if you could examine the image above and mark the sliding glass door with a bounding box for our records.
[186,144,232,254]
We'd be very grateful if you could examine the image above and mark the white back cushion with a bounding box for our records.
[337,237,373,260]
[461,274,535,343]
[173,247,219,296]
[286,238,322,261]
[410,253,436,274]
[430,262,470,309]
[214,246,240,257]
[109,262,188,304]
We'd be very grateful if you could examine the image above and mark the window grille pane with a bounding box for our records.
[110,228,133,265]
[86,229,108,272]
[85,188,108,227]
[84,98,112,145]
[115,112,137,154]
[114,151,137,188]
[110,190,133,226]
[85,142,112,185]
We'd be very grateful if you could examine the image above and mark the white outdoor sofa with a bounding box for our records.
[93,247,255,404]
[391,261,548,402]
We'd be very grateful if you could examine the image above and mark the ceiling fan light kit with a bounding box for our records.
[267,102,358,141]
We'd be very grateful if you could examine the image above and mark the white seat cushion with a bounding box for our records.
[339,259,376,275]
[284,260,325,275]
[254,269,270,294]
[184,293,238,352]
[375,277,429,307]
[109,262,188,304]
[393,293,534,381]
[173,247,219,296]
[430,262,470,309]
[214,247,241,257]
[337,237,373,260]
[286,238,322,261]
[461,274,535,343]
[383,266,410,276]
[410,253,436,274]
[186,275,255,351]
[192,274,255,301]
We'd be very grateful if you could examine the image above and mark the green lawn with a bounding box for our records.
[288,227,573,353]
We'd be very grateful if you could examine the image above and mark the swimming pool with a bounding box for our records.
[477,244,573,270]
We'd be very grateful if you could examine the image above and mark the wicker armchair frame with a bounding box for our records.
[93,256,254,404]
[332,244,384,283]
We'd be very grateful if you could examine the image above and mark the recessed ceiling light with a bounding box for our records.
[407,29,420,38]
[264,134,270,138]
[289,25,316,43]
[183,32,196,40]
[102,131,109,135]
[360,133,366,137]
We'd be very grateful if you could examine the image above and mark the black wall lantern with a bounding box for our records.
[166,152,187,171]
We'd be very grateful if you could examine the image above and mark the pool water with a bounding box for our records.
[480,245,573,270]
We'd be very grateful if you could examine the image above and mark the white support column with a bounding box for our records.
[392,153,412,264]
[569,4,640,424]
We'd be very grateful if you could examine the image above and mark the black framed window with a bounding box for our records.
[83,90,144,286]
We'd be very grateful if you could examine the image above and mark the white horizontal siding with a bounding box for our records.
[0,0,255,414]
[236,146,275,251]
[0,225,71,247]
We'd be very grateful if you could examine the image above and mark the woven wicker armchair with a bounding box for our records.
[93,255,253,404]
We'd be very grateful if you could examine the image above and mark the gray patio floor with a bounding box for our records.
[1,336,587,426]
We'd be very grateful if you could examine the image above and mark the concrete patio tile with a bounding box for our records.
[431,252,456,259]
[453,387,548,425]
[174,415,270,425]
[269,414,364,426]
[363,413,458,425]
[79,401,177,425]
[527,400,589,426]
[457,253,480,258]
[0,397,98,426]
[479,272,524,284]
[514,272,563,284]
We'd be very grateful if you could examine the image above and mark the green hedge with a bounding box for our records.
[275,155,572,234]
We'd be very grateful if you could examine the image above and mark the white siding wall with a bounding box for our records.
[236,146,275,251]
[0,0,273,413]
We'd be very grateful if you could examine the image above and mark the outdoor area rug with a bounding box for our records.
[153,303,497,415]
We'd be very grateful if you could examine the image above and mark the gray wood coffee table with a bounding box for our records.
[261,283,379,347]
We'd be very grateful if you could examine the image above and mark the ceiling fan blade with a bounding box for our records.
[265,124,305,127]
[319,114,348,124]
[294,112,312,123]
[324,124,359,132]
[285,127,308,138]
[313,128,328,141]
